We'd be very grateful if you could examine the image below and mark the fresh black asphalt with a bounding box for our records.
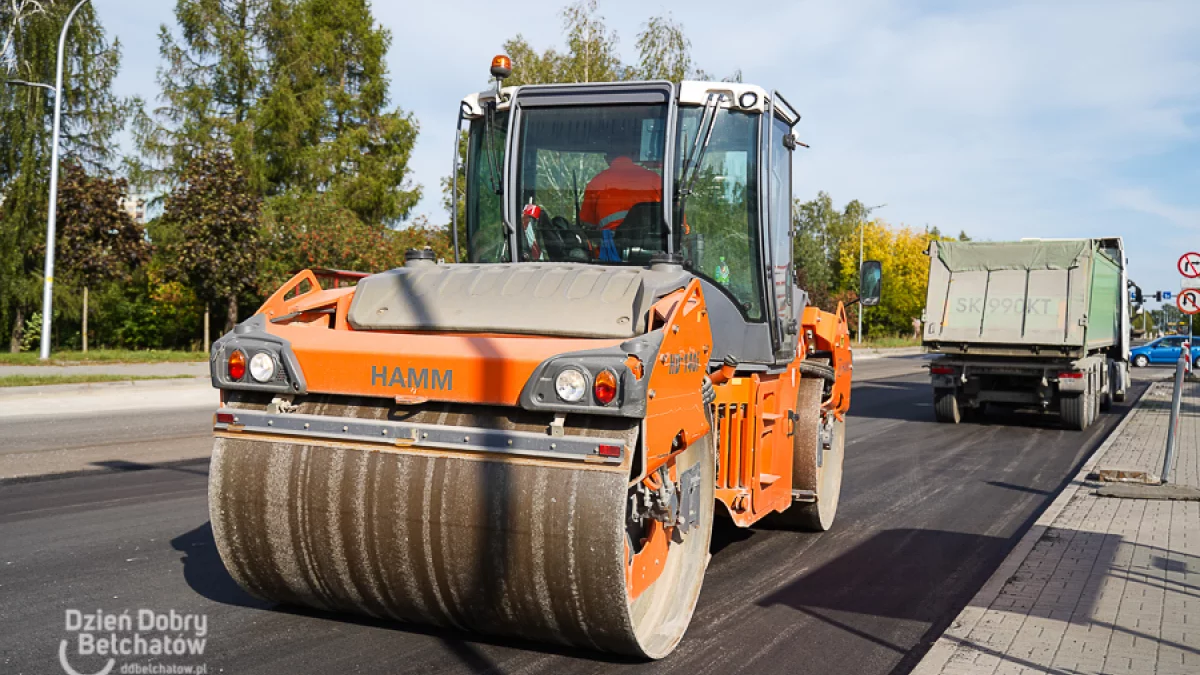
[0,357,1158,674]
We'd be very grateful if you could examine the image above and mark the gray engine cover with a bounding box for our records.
[347,263,691,339]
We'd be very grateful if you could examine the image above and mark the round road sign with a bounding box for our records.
[1178,288,1200,315]
[1179,252,1200,278]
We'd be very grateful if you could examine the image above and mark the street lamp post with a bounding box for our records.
[857,203,886,344]
[6,0,92,360]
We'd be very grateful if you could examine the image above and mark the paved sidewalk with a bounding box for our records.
[915,381,1200,675]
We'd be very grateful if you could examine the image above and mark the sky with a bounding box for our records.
[103,0,1200,309]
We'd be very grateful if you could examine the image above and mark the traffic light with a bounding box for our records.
[1155,291,1163,302]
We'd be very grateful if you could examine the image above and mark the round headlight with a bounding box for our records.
[249,352,276,383]
[555,368,588,403]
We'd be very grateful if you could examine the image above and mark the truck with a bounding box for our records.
[922,238,1130,430]
[206,57,879,659]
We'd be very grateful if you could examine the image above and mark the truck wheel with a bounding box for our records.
[934,389,961,424]
[1133,355,1149,368]
[1060,393,1087,430]
[772,376,843,531]
[1099,364,1113,412]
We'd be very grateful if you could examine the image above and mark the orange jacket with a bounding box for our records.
[580,157,662,230]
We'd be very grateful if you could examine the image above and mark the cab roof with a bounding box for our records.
[460,81,796,124]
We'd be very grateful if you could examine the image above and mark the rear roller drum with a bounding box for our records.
[771,376,845,531]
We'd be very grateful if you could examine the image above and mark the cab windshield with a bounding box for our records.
[464,102,765,321]
[515,104,669,265]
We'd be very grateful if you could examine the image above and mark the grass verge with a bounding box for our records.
[0,349,208,366]
[858,335,923,349]
[0,374,198,388]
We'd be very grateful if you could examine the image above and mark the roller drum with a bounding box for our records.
[209,399,713,658]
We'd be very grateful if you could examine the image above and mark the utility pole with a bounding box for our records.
[5,0,92,360]
[857,203,886,344]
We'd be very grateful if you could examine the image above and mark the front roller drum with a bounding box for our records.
[210,432,713,658]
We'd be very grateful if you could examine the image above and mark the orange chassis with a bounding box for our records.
[249,269,853,598]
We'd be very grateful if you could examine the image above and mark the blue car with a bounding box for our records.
[1131,336,1200,367]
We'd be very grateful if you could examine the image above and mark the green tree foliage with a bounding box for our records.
[635,14,690,82]
[258,193,453,293]
[159,152,261,332]
[500,2,728,87]
[57,162,151,289]
[56,162,152,348]
[792,192,860,311]
[256,0,420,225]
[135,0,270,189]
[0,1,129,351]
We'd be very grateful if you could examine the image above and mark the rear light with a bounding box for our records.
[228,350,247,380]
[593,369,618,405]
[597,444,622,458]
[1058,372,1084,379]
[216,412,235,425]
[930,366,954,375]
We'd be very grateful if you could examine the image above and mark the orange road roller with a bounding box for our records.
[208,66,881,659]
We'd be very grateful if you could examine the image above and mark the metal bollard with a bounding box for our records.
[1162,355,1187,484]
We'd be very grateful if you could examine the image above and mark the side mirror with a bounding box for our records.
[860,260,883,307]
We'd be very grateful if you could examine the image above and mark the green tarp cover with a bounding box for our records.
[936,240,1091,273]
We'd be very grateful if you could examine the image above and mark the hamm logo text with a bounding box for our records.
[372,366,453,391]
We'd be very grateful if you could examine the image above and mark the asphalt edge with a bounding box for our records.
[910,380,1157,675]
[853,346,925,360]
[0,376,210,399]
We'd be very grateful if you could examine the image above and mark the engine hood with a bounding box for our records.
[346,263,692,339]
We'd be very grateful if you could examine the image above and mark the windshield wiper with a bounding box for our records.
[675,92,725,221]
[483,100,503,196]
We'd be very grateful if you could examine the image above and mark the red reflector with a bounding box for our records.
[597,444,622,458]
[1058,372,1084,379]
[228,350,246,380]
[216,412,235,425]
[930,366,954,375]
[594,369,619,405]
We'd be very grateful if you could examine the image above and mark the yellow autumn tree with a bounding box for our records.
[836,220,949,338]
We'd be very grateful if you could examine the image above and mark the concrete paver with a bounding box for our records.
[916,380,1200,675]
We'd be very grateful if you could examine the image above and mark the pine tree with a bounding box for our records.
[256,0,420,225]
[134,0,271,189]
[0,1,129,351]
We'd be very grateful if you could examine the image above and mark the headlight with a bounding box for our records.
[555,368,588,402]
[249,352,276,383]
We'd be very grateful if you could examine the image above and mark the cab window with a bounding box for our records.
[675,108,764,322]
[466,112,509,263]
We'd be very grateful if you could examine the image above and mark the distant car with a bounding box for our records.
[1130,336,1200,367]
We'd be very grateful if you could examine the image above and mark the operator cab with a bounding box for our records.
[452,68,810,368]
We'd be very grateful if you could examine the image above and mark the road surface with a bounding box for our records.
[0,356,1165,675]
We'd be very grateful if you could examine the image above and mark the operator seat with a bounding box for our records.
[613,202,668,263]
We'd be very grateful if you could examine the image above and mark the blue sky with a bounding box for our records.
[103,0,1199,306]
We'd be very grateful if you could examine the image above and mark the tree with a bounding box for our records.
[791,192,863,312]
[134,0,270,190]
[836,220,949,337]
[635,14,690,81]
[958,230,971,242]
[160,152,261,335]
[259,193,453,293]
[499,2,728,87]
[0,1,129,351]
[56,162,151,350]
[255,0,420,225]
